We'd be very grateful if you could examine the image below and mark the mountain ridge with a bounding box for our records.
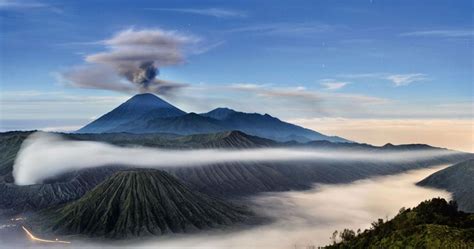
[77,93,349,143]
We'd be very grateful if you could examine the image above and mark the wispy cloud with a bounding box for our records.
[400,29,473,38]
[0,0,62,13]
[227,22,335,36]
[145,7,246,18]
[190,40,226,55]
[319,79,349,90]
[168,82,390,120]
[340,73,428,87]
[0,90,128,120]
[385,73,427,86]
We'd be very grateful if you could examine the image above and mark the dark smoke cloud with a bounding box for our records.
[129,62,158,87]
[61,28,195,95]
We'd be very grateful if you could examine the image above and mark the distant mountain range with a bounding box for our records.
[417,159,474,213]
[77,93,348,143]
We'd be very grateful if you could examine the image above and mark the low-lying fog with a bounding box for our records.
[14,132,458,185]
[19,165,447,249]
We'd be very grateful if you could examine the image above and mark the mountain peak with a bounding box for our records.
[133,92,156,98]
[76,93,185,133]
[214,107,236,112]
[124,93,176,109]
[202,107,237,120]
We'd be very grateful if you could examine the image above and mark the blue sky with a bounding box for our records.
[0,0,473,150]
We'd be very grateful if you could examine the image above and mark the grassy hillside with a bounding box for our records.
[324,198,474,249]
[417,159,474,212]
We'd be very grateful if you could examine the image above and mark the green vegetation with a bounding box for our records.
[324,198,474,249]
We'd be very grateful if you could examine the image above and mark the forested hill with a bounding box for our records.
[323,198,474,249]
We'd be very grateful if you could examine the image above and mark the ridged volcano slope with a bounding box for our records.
[0,167,119,215]
[50,170,252,238]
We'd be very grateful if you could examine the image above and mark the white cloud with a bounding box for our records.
[228,22,335,36]
[0,91,129,120]
[340,72,428,86]
[146,8,246,18]
[226,83,385,104]
[165,82,390,120]
[320,79,349,90]
[14,132,460,185]
[400,29,474,38]
[0,0,62,13]
[385,73,427,86]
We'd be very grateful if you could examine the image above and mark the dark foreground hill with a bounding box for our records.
[47,170,252,238]
[417,159,474,212]
[324,198,474,249]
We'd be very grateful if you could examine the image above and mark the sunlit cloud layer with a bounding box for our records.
[292,118,474,153]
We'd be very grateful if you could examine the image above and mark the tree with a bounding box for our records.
[371,218,384,229]
[330,230,338,244]
[339,229,356,243]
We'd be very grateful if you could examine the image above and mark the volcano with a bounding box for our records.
[77,93,349,143]
[77,93,186,133]
[49,169,252,238]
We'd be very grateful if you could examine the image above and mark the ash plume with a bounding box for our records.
[61,28,195,95]
[128,62,158,87]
